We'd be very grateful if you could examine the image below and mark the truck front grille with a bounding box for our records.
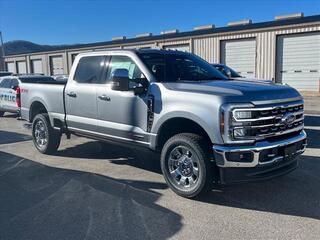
[231,103,304,141]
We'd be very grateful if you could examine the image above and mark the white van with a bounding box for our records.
[0,77,20,117]
[0,75,56,117]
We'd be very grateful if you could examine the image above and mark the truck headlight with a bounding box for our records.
[233,111,252,120]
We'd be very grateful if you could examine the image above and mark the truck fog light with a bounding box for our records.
[225,151,253,162]
[233,128,247,138]
[234,111,252,119]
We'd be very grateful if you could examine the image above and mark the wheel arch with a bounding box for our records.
[29,100,48,123]
[154,116,213,151]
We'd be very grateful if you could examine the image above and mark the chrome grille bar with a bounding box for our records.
[231,102,304,141]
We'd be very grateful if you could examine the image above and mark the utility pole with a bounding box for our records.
[0,31,6,71]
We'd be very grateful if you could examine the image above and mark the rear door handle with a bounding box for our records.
[98,95,110,101]
[67,92,77,97]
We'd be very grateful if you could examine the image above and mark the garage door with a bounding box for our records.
[50,56,64,75]
[6,62,15,73]
[16,61,27,74]
[276,32,320,92]
[221,39,256,78]
[31,59,43,74]
[163,44,190,52]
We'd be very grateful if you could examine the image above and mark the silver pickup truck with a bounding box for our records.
[20,49,307,198]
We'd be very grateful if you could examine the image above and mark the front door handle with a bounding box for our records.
[98,95,111,101]
[67,92,77,97]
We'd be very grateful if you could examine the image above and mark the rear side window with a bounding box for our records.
[74,56,105,84]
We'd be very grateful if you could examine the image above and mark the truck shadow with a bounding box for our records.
[305,128,320,148]
[304,115,320,127]
[0,130,32,145]
[199,154,320,220]
[55,138,320,220]
[57,141,163,174]
[0,151,182,240]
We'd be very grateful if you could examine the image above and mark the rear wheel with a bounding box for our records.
[32,113,61,154]
[0,111,4,117]
[161,133,213,198]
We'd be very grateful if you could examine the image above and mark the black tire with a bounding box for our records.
[32,113,61,154]
[161,133,213,198]
[0,111,4,117]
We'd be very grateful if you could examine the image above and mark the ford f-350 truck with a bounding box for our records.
[20,49,307,198]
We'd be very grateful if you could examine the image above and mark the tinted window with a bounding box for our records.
[0,79,11,88]
[214,65,241,78]
[11,79,19,88]
[106,56,145,81]
[138,52,227,82]
[74,56,105,84]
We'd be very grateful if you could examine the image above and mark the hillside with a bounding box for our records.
[3,40,67,55]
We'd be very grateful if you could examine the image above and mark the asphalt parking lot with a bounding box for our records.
[0,113,320,240]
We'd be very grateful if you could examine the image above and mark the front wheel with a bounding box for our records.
[161,133,213,198]
[32,113,61,154]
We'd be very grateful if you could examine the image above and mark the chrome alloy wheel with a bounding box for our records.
[34,120,48,148]
[167,145,200,190]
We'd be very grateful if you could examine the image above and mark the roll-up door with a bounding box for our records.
[6,62,15,73]
[16,61,27,74]
[221,39,256,78]
[31,59,43,74]
[276,32,320,92]
[50,55,64,75]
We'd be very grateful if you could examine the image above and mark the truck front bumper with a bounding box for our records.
[213,130,306,168]
[213,130,307,183]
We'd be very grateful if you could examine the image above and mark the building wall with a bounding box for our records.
[4,20,320,87]
[193,23,320,80]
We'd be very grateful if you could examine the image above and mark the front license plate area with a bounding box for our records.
[284,144,297,159]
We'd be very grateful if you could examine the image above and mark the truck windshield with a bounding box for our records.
[138,52,228,82]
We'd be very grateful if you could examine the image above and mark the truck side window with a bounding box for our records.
[106,56,145,81]
[74,56,105,84]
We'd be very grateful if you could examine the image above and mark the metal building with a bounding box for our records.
[3,13,320,94]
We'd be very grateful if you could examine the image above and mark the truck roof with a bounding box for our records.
[77,48,189,57]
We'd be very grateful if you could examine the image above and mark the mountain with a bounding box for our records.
[3,40,68,55]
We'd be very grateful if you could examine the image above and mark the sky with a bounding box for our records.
[0,0,319,45]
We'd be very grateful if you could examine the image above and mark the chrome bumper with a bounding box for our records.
[213,130,307,168]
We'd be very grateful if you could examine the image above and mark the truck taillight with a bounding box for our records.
[16,86,21,108]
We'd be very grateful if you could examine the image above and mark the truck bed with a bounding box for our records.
[20,82,66,123]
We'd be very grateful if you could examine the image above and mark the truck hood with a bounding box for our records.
[163,80,302,103]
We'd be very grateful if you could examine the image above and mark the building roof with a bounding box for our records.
[6,14,320,56]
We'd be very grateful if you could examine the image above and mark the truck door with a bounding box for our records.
[65,56,106,133]
[96,55,149,144]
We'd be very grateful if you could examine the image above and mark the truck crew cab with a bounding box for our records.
[20,49,307,198]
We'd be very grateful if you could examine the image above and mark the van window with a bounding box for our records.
[0,79,11,88]
[74,56,105,84]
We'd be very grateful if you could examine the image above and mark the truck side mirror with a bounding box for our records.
[111,68,129,91]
